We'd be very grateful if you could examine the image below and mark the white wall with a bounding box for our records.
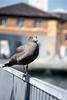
[28,0,48,11]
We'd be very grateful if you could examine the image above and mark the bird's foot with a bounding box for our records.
[23,72,28,77]
[23,65,28,78]
[23,72,28,82]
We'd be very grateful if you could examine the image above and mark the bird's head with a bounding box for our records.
[28,36,38,43]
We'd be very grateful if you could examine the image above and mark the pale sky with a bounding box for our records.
[0,0,27,8]
[48,0,67,12]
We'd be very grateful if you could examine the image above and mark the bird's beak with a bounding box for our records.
[33,37,38,42]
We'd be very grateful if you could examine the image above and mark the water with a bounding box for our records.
[30,69,67,90]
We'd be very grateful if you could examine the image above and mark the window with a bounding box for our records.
[17,18,24,27]
[0,17,7,25]
[65,48,67,56]
[64,34,67,40]
[34,19,41,28]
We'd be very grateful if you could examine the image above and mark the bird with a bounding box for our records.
[2,36,39,74]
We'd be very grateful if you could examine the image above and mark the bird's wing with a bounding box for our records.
[8,54,17,63]
[9,51,25,63]
[15,44,28,62]
[16,45,25,53]
[9,45,25,62]
[16,42,37,62]
[16,51,28,62]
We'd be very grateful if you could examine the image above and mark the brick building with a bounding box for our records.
[0,3,66,61]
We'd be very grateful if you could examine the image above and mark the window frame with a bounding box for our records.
[34,19,42,28]
[16,18,24,28]
[64,34,67,40]
[0,17,7,26]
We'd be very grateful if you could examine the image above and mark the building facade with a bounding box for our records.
[0,3,66,61]
[56,13,67,58]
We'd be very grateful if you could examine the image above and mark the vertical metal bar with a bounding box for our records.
[34,86,37,100]
[31,86,36,100]
[43,91,46,100]
[46,93,50,100]
[36,88,40,100]
[49,95,54,100]
[30,85,32,100]
[31,85,34,100]
[39,90,43,100]
[53,97,58,100]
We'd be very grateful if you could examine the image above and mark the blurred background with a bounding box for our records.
[0,0,67,90]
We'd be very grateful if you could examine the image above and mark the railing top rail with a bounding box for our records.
[3,67,67,100]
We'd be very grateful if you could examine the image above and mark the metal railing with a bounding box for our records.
[0,67,67,100]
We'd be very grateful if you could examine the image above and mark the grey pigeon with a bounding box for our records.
[2,36,39,73]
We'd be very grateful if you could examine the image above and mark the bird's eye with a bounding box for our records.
[29,36,33,39]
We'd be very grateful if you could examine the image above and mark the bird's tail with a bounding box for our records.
[2,62,12,68]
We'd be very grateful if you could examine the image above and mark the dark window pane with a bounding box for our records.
[34,19,41,28]
[64,35,67,40]
[0,17,7,25]
[17,18,24,27]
